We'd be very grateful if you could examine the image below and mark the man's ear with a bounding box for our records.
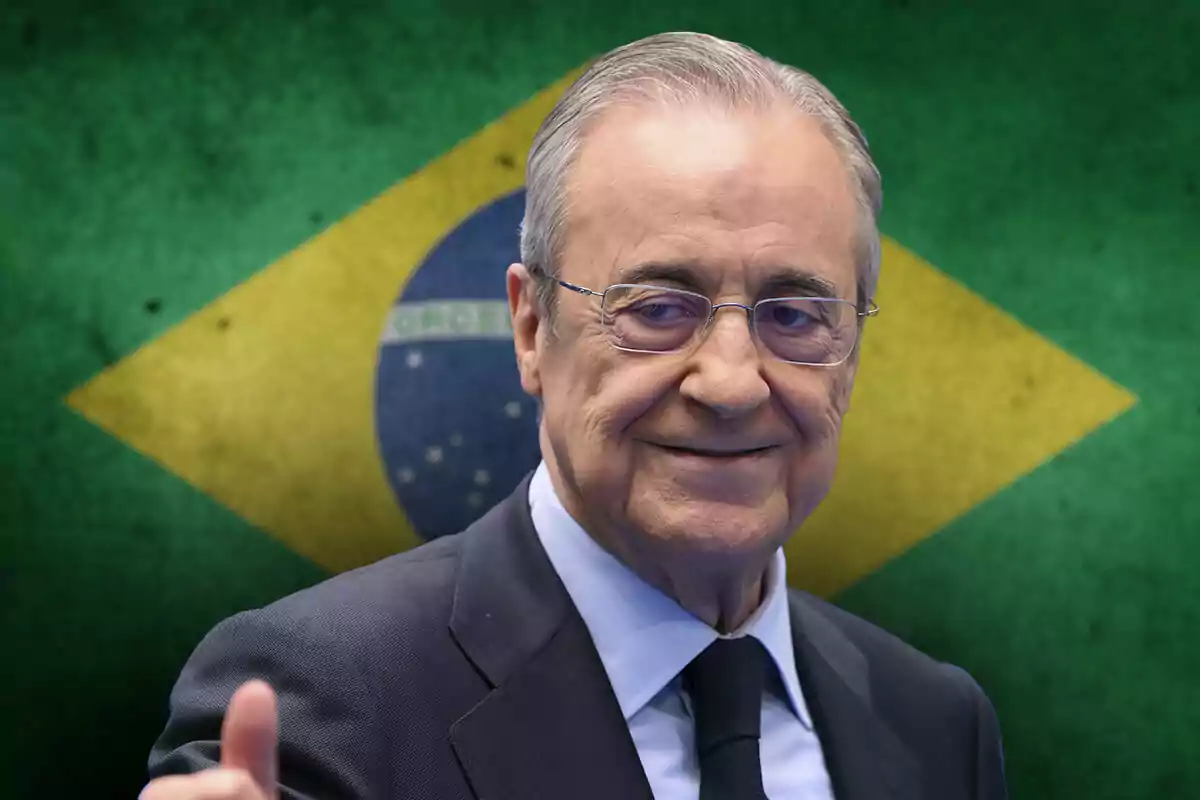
[507,263,544,398]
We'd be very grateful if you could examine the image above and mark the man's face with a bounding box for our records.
[510,102,862,573]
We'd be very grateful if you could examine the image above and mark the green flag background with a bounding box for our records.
[2,1,1198,798]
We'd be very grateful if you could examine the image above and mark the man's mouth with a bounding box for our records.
[650,442,779,459]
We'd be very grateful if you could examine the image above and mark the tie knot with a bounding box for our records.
[683,637,768,754]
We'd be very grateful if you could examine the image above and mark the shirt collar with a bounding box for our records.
[528,461,813,729]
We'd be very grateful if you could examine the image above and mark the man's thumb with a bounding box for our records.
[220,679,279,798]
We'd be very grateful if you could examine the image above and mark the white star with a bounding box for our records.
[473,469,490,486]
[449,433,463,447]
[467,492,484,508]
[425,446,444,464]
[405,349,423,369]
[397,467,415,484]
[504,401,522,419]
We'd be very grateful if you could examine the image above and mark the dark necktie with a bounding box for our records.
[683,636,769,800]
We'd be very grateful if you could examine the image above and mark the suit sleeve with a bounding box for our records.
[943,665,1008,800]
[148,609,379,799]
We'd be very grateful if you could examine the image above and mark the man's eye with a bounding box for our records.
[633,301,695,323]
[765,303,819,331]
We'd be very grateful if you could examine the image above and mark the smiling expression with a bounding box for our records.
[510,100,864,581]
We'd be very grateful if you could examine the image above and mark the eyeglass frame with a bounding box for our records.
[536,273,879,367]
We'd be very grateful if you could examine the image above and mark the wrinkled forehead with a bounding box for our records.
[561,102,861,300]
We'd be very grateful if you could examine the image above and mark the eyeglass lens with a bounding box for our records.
[601,284,856,365]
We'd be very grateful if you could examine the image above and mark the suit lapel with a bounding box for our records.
[789,594,923,800]
[447,477,654,800]
[446,478,923,800]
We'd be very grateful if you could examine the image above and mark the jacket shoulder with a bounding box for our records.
[788,588,990,704]
[256,533,463,639]
[150,535,481,794]
[789,590,1006,796]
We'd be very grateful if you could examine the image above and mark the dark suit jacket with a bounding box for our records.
[150,476,1007,799]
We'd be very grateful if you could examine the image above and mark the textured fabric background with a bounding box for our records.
[1,1,1197,798]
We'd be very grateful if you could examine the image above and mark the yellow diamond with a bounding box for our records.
[66,71,1136,595]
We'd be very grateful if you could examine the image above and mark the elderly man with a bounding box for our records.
[144,31,1006,800]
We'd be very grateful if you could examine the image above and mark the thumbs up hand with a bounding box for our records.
[142,680,279,800]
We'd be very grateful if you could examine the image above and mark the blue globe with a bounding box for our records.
[374,189,541,540]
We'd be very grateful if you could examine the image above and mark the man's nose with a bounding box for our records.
[678,307,771,419]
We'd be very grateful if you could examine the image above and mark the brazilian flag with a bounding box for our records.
[2,1,1197,798]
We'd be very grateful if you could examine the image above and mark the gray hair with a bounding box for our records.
[519,31,883,314]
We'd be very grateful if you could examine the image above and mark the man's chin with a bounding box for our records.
[632,495,790,558]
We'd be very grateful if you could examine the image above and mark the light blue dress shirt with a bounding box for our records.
[529,462,835,800]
